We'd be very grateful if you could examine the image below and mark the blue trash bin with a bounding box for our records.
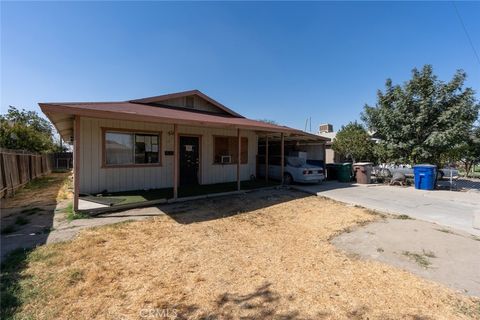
[413,164,437,190]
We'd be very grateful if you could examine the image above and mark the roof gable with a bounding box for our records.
[130,90,243,118]
[39,90,330,144]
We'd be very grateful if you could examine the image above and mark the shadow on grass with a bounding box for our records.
[91,187,309,223]
[0,248,32,320]
[0,212,53,262]
[161,282,322,320]
[169,282,438,320]
[162,188,308,224]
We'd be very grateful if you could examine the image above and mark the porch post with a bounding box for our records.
[265,135,269,183]
[237,128,241,191]
[73,115,80,211]
[280,132,285,185]
[322,141,326,172]
[173,124,179,199]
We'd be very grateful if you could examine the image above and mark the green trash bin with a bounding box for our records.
[337,163,353,182]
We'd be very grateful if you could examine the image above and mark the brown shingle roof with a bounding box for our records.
[39,91,329,142]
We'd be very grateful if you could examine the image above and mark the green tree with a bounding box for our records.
[0,106,61,153]
[362,65,479,165]
[446,126,480,177]
[257,119,278,125]
[332,122,373,163]
[371,142,395,165]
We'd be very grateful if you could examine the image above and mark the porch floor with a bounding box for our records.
[78,199,109,210]
[78,180,280,210]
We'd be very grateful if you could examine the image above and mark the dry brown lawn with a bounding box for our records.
[3,190,479,319]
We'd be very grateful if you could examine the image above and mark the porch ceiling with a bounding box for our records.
[258,132,330,143]
[47,113,75,142]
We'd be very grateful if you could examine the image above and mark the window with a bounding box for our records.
[105,132,134,165]
[213,136,248,164]
[135,134,159,164]
[104,130,160,166]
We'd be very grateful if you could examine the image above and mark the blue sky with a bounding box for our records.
[1,1,479,133]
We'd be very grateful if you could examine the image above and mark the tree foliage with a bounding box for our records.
[0,106,63,153]
[362,65,479,165]
[371,142,395,165]
[257,119,279,125]
[332,121,373,163]
[445,126,480,176]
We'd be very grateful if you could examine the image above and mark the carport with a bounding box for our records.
[257,133,330,183]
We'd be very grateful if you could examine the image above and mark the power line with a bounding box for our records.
[452,1,480,67]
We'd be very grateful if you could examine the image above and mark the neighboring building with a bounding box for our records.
[318,124,381,164]
[317,123,342,164]
[368,130,382,144]
[40,90,328,210]
[319,123,333,134]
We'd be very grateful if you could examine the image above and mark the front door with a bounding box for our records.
[179,136,200,186]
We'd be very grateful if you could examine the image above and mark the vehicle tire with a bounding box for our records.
[283,173,293,185]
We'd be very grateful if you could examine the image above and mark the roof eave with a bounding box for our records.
[39,103,297,135]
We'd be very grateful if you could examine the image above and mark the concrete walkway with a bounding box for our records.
[0,202,166,262]
[293,182,480,236]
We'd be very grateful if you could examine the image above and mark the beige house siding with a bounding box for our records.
[79,117,257,194]
[157,96,228,115]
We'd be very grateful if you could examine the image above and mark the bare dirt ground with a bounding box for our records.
[0,172,72,213]
[2,189,479,320]
[332,217,480,297]
[0,172,72,261]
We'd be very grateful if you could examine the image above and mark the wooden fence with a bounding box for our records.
[0,148,53,198]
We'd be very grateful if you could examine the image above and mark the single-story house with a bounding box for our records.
[40,90,328,210]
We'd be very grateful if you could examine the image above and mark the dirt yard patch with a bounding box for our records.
[2,190,479,319]
[0,172,72,213]
[0,172,73,261]
[332,217,480,297]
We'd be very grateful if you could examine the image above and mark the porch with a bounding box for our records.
[78,179,280,212]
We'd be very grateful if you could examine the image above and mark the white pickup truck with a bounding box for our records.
[258,156,325,184]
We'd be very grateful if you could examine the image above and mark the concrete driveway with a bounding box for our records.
[293,182,480,236]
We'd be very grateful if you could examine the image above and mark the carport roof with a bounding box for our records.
[39,90,330,143]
